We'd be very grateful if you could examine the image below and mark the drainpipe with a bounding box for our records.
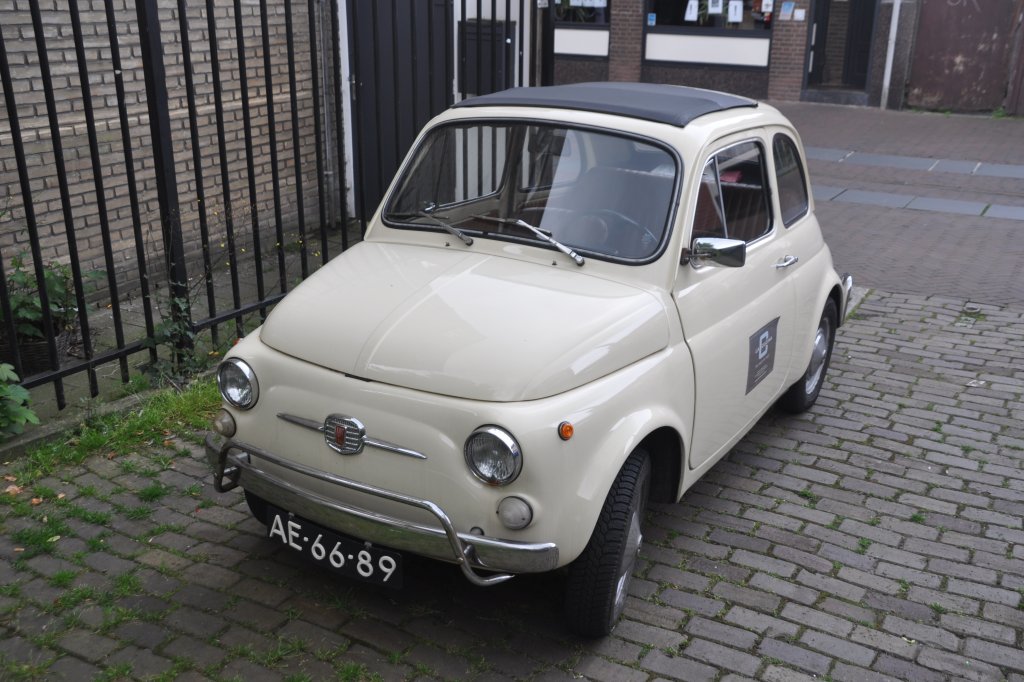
[880,0,902,109]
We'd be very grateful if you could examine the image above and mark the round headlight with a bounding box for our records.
[217,358,259,409]
[465,426,522,486]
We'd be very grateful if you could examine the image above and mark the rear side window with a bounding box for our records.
[773,134,809,226]
[691,140,772,244]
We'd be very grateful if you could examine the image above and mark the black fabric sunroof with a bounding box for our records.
[452,82,758,127]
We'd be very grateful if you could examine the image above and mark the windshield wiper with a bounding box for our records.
[388,209,473,246]
[473,215,584,266]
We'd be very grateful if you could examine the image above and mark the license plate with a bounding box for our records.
[266,506,402,587]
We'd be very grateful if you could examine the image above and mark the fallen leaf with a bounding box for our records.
[163,440,174,447]
[3,474,16,482]
[47,535,60,543]
[4,485,22,495]
[14,547,25,553]
[30,498,43,506]
[57,493,66,500]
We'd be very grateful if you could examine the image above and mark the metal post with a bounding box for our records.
[135,0,193,352]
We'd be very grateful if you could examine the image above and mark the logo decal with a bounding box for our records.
[746,317,780,394]
[323,415,366,455]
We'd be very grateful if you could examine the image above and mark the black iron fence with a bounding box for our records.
[0,0,348,410]
[0,0,539,412]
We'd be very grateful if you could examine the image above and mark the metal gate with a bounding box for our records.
[346,0,537,229]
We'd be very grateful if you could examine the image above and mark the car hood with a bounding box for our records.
[259,242,670,401]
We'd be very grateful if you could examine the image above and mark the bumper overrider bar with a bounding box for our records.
[205,435,559,586]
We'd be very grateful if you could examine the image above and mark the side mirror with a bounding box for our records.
[683,237,746,268]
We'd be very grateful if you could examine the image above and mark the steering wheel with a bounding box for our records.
[579,209,658,255]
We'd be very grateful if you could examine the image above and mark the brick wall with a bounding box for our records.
[0,0,340,309]
[609,0,643,81]
[768,2,812,100]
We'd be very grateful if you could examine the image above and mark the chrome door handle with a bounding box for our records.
[774,255,799,269]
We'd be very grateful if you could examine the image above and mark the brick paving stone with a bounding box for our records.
[964,638,1024,672]
[917,646,1005,682]
[874,653,946,682]
[794,570,866,602]
[46,656,102,681]
[165,607,228,639]
[818,597,877,625]
[686,555,752,583]
[710,582,781,613]
[761,665,821,682]
[758,638,832,676]
[574,654,648,682]
[683,638,761,677]
[831,662,902,682]
[800,629,877,667]
[646,564,711,592]
[55,628,120,663]
[617,619,686,650]
[160,635,229,669]
[684,617,759,650]
[723,606,800,638]
[905,585,981,615]
[639,649,718,682]
[881,615,960,651]
[106,645,174,679]
[748,573,819,605]
[658,589,725,617]
[848,625,919,660]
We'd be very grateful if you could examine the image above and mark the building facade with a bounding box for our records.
[548,0,1024,114]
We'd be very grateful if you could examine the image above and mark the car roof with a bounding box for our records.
[452,82,758,128]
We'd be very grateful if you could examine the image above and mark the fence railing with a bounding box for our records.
[0,0,349,410]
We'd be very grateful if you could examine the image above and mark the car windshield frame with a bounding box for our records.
[382,118,683,265]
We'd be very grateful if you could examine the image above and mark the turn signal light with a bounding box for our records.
[558,421,574,440]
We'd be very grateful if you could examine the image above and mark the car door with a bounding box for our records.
[674,134,798,470]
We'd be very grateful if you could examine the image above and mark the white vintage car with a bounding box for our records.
[207,82,852,636]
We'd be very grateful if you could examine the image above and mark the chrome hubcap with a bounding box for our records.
[805,318,831,395]
[613,505,643,617]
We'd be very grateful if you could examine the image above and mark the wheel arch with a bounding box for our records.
[637,426,684,504]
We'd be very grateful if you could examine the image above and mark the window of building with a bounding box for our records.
[648,0,772,30]
[555,0,611,24]
[772,134,809,226]
[692,140,772,244]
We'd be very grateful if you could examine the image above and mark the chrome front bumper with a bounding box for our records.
[840,273,854,324]
[205,435,559,586]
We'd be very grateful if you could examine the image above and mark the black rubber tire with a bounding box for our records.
[244,489,270,525]
[564,448,651,637]
[780,298,838,413]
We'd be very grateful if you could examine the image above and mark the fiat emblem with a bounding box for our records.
[323,415,366,455]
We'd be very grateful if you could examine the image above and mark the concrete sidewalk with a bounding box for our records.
[771,101,1024,167]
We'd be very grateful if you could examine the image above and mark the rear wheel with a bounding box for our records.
[564,448,651,637]
[780,299,837,413]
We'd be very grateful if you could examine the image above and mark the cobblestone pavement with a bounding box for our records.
[1,288,1022,681]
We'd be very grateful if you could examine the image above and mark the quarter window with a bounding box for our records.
[692,140,772,244]
[772,134,809,226]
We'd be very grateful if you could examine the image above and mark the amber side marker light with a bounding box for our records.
[558,421,574,441]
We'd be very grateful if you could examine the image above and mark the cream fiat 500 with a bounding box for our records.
[207,83,852,636]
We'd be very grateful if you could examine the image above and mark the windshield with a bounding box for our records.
[384,122,678,262]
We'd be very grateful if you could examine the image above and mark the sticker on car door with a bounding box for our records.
[746,317,780,394]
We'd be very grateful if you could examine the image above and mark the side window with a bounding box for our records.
[692,140,772,245]
[772,134,809,226]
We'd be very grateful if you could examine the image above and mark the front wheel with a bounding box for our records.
[564,448,651,637]
[780,298,837,413]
